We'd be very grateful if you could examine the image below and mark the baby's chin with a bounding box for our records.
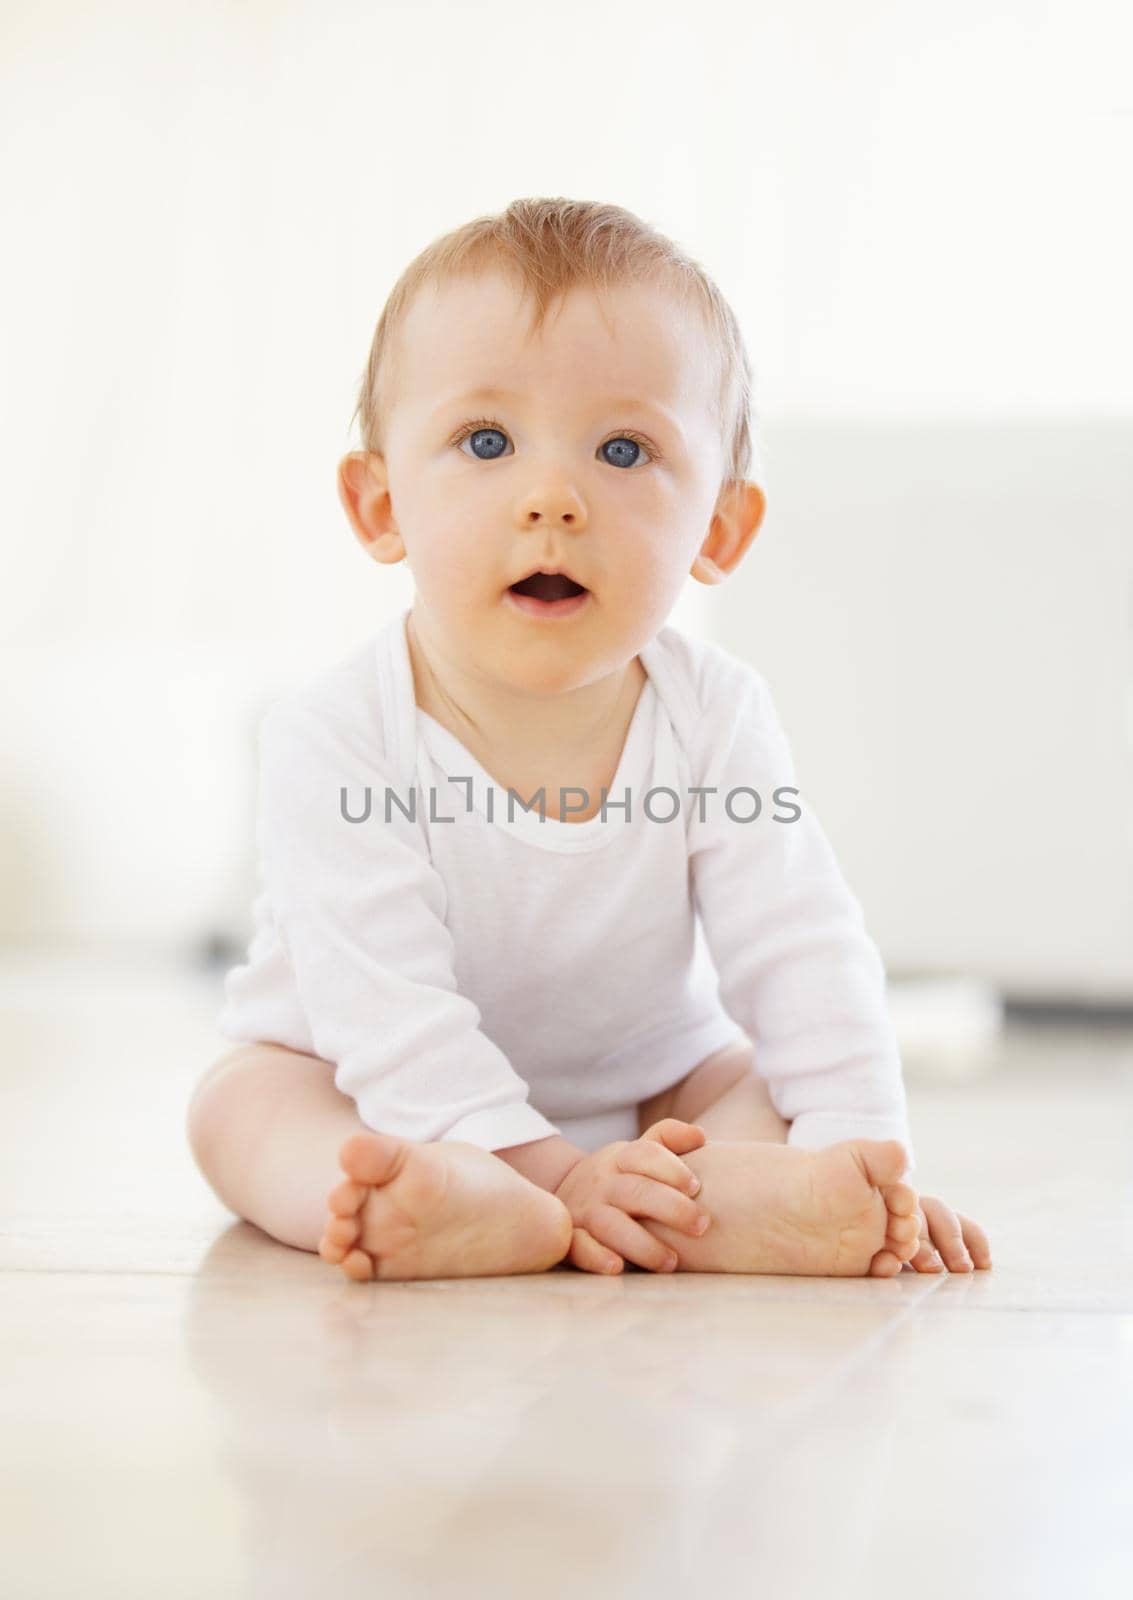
[489,653,607,698]
[481,622,634,691]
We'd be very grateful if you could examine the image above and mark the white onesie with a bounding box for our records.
[218,604,913,1164]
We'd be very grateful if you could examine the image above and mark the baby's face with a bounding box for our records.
[351,268,740,696]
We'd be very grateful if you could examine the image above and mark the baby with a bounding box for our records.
[187,197,990,1284]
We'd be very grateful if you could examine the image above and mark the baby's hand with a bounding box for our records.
[555,1118,711,1274]
[908,1193,992,1273]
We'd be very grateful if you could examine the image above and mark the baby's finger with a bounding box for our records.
[957,1212,992,1269]
[922,1195,972,1273]
[639,1117,708,1157]
[589,1203,681,1273]
[568,1227,624,1276]
[907,1237,945,1273]
[608,1172,710,1236]
[616,1138,702,1196]
[907,1206,944,1272]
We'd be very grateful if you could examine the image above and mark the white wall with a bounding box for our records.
[2,1,1130,991]
[715,418,1133,999]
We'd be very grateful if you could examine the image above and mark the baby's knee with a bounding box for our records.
[186,1042,298,1168]
[186,1047,251,1170]
[672,1037,758,1118]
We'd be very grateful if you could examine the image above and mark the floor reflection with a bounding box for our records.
[184,1226,929,1598]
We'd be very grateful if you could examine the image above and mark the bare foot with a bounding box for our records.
[645,1138,922,1278]
[317,1132,574,1282]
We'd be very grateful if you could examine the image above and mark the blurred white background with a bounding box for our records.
[1,0,1130,1017]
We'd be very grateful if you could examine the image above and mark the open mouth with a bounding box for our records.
[508,572,587,601]
[506,570,590,619]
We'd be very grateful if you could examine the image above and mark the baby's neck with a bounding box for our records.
[405,609,646,802]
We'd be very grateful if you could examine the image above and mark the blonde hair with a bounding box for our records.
[349,197,758,486]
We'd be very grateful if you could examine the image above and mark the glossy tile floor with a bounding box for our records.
[1,951,1132,1599]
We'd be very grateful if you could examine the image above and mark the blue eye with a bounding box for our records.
[600,437,646,469]
[452,416,657,468]
[460,426,510,461]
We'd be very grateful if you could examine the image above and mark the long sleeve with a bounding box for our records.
[688,660,914,1170]
[250,694,559,1151]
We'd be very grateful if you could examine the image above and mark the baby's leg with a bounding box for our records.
[638,1039,918,1276]
[637,1036,789,1143]
[186,1044,572,1280]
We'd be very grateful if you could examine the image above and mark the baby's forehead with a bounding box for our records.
[399,270,718,417]
[415,267,707,349]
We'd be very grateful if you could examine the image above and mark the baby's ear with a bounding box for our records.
[337,452,406,565]
[691,480,766,583]
[691,553,728,584]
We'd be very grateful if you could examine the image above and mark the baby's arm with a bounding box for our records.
[240,695,559,1152]
[688,659,913,1163]
[495,1134,587,1192]
[686,660,992,1271]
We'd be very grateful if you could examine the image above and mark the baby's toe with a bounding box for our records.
[884,1182,919,1217]
[867,1248,903,1277]
[327,1178,368,1217]
[324,1214,362,1249]
[886,1211,921,1245]
[886,1228,921,1264]
[341,1248,375,1282]
[319,1233,348,1265]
